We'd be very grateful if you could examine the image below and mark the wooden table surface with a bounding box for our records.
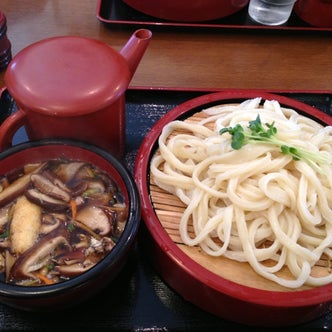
[0,0,331,92]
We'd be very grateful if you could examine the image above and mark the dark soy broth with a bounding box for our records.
[0,159,128,286]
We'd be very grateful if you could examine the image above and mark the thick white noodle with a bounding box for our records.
[150,98,332,288]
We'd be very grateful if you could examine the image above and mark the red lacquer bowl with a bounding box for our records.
[0,139,140,311]
[122,0,249,22]
[294,0,332,28]
[134,90,332,327]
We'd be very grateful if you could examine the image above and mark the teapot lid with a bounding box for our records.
[4,36,131,116]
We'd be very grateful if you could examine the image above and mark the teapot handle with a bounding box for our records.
[0,106,26,151]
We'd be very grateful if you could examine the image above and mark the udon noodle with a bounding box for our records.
[150,98,332,288]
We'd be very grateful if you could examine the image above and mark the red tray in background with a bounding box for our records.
[96,0,332,33]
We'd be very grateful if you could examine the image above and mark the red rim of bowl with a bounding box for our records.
[134,90,332,308]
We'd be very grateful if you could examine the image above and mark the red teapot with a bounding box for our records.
[0,29,152,158]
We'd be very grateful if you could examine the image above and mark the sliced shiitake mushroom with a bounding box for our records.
[30,174,71,202]
[10,228,71,280]
[54,162,86,183]
[55,260,95,277]
[25,189,69,212]
[75,206,112,236]
[0,163,45,207]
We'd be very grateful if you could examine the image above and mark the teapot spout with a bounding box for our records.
[120,29,152,80]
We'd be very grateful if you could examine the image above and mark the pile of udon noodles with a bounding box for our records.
[150,98,332,288]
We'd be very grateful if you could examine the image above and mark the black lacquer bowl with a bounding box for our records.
[0,139,140,311]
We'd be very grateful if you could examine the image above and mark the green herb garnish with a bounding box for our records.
[68,222,75,232]
[219,115,331,173]
[0,229,8,239]
[82,188,100,198]
[46,262,55,271]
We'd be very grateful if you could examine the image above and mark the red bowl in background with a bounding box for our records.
[294,0,332,28]
[122,0,249,22]
[134,90,332,327]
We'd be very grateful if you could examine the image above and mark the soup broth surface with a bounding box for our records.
[0,159,128,286]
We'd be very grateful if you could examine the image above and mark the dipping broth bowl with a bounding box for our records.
[0,139,140,311]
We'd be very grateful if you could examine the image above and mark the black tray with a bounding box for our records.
[97,0,332,33]
[1,89,332,331]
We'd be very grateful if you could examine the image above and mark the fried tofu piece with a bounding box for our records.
[10,196,42,255]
